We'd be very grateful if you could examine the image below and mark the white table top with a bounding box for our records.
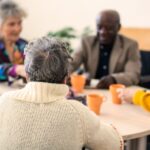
[0,82,150,140]
[84,88,150,140]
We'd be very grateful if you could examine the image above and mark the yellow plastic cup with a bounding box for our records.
[140,92,150,112]
[132,90,146,105]
[133,90,150,112]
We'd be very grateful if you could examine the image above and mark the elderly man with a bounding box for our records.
[70,10,141,88]
[0,36,123,150]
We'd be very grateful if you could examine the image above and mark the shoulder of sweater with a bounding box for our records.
[66,100,91,115]
[0,89,22,100]
[0,91,16,109]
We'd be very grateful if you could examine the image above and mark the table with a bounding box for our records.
[84,87,149,150]
[0,82,149,150]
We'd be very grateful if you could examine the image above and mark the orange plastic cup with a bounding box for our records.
[87,94,104,115]
[109,84,125,104]
[71,74,86,93]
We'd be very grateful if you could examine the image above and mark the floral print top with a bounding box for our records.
[0,38,27,82]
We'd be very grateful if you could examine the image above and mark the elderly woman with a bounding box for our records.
[0,1,27,82]
[0,36,123,150]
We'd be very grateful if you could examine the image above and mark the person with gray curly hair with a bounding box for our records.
[0,36,123,150]
[0,1,27,83]
[24,36,71,83]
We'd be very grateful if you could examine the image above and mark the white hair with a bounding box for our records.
[24,36,72,83]
[0,1,26,25]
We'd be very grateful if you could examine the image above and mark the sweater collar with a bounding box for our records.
[9,82,69,103]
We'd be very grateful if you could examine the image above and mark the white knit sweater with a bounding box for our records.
[0,82,123,150]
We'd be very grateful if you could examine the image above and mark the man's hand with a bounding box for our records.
[96,75,116,89]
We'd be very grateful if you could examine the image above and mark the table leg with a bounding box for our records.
[137,136,147,150]
[125,139,137,150]
[125,137,147,150]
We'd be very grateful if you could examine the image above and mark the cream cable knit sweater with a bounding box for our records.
[0,82,123,150]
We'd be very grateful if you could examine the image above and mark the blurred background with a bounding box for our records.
[13,0,150,40]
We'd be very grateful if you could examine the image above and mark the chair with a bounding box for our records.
[139,50,150,88]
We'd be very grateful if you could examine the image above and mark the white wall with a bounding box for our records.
[15,0,150,40]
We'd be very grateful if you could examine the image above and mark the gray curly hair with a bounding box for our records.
[0,1,26,24]
[24,36,72,83]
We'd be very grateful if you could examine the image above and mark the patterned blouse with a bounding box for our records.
[0,38,27,82]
